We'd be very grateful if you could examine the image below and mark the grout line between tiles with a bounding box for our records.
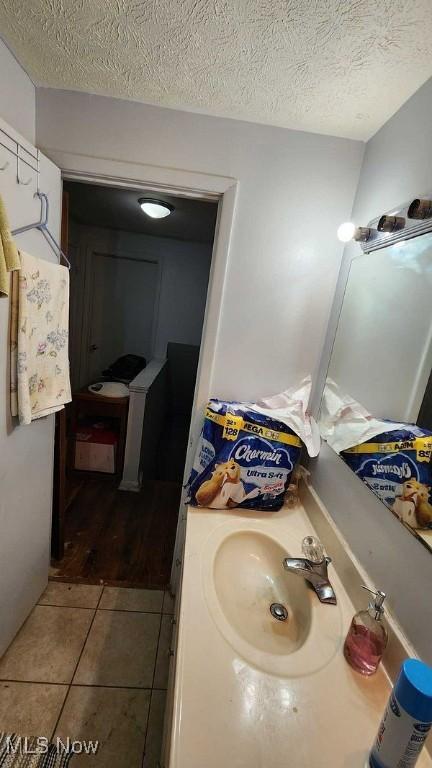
[0,678,168,692]
[97,607,164,615]
[38,604,163,614]
[0,679,69,687]
[142,610,164,767]
[38,603,164,616]
[49,588,105,741]
[37,603,102,610]
[69,683,167,691]
[34,604,94,612]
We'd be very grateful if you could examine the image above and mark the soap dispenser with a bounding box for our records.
[343,585,388,676]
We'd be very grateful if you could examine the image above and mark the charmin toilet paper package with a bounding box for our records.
[341,424,432,530]
[187,399,304,511]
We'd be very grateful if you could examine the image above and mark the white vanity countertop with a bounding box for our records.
[168,499,432,768]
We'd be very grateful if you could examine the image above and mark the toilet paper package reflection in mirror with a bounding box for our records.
[341,425,432,530]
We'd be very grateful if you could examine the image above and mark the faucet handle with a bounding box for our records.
[302,535,325,564]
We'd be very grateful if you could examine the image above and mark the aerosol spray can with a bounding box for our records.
[370,658,432,768]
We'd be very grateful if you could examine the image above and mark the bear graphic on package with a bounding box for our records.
[392,479,432,529]
[415,483,432,528]
[195,460,260,509]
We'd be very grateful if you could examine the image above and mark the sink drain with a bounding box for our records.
[269,603,288,621]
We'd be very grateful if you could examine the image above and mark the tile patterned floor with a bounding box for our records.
[0,583,175,767]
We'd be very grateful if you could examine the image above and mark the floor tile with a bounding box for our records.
[143,690,167,768]
[153,615,173,690]
[0,681,68,738]
[39,582,103,609]
[0,605,94,684]
[73,610,160,688]
[162,591,175,615]
[55,686,150,768]
[99,587,163,613]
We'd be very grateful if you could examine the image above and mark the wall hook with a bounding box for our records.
[16,144,32,185]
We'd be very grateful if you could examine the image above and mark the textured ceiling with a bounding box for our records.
[65,181,218,243]
[2,0,432,140]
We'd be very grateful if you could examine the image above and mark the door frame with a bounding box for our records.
[48,149,238,592]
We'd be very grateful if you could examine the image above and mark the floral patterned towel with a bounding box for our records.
[10,251,71,425]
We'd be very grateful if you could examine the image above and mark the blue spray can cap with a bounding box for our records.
[395,659,432,722]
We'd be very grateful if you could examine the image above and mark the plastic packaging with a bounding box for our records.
[341,425,432,530]
[370,658,432,768]
[187,399,303,511]
[319,379,407,453]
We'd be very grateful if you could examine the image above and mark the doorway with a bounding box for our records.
[51,180,218,588]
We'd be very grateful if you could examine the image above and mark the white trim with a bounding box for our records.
[120,386,148,492]
[118,478,142,493]
[129,358,167,393]
[120,359,168,491]
[40,148,234,198]
[47,148,238,593]
[169,183,238,590]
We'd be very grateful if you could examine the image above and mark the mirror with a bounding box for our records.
[320,229,432,553]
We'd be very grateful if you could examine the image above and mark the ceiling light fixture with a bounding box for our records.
[138,198,174,219]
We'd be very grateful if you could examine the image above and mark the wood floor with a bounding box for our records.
[51,475,182,589]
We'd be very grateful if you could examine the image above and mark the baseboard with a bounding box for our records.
[118,479,141,492]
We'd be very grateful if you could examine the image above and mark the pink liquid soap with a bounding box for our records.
[344,621,387,675]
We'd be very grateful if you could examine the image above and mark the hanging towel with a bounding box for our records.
[10,251,71,424]
[0,193,20,296]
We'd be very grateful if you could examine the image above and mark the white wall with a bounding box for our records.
[154,235,212,359]
[0,39,35,143]
[0,42,59,656]
[69,222,212,388]
[312,76,432,662]
[0,127,61,654]
[88,253,159,380]
[36,88,364,402]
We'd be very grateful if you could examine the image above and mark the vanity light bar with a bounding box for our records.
[407,198,432,219]
[337,223,371,243]
[377,215,405,233]
[358,194,432,253]
[353,227,371,242]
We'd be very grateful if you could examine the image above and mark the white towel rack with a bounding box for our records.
[0,126,70,269]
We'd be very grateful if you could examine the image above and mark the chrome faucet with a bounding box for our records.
[283,536,337,605]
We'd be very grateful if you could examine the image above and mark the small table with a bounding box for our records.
[72,387,129,475]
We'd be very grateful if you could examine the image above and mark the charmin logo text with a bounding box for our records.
[234,443,283,465]
[371,461,412,479]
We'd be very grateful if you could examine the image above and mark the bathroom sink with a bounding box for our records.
[203,524,342,677]
[213,531,311,656]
